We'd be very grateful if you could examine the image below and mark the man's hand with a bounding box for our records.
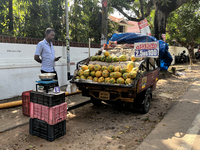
[34,55,42,63]
[55,56,62,61]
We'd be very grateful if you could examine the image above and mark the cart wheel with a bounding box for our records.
[141,88,152,114]
[91,97,101,106]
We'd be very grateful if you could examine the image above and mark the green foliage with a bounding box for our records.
[166,2,200,47]
[69,0,117,44]
[0,0,118,44]
[0,0,10,35]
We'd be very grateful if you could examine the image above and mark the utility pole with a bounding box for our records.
[101,0,108,49]
[9,0,13,33]
[65,0,70,80]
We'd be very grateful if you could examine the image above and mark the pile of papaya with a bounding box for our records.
[76,52,139,85]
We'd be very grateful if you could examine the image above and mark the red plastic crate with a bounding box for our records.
[30,102,67,125]
[22,90,33,116]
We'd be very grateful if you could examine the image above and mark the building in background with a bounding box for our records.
[108,15,140,33]
[127,21,140,33]
[108,15,132,33]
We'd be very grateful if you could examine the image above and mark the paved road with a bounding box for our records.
[136,81,200,150]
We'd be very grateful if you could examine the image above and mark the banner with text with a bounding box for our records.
[138,19,151,36]
[134,42,159,58]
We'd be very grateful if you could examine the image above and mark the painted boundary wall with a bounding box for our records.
[168,46,198,65]
[0,42,100,100]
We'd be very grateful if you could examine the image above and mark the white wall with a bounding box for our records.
[0,43,99,100]
[168,46,198,65]
[70,47,100,75]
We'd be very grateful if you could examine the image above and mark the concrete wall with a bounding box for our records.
[0,43,99,100]
[168,46,198,65]
[69,47,100,75]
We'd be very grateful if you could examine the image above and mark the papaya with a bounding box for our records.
[88,64,94,71]
[112,56,119,62]
[94,64,101,71]
[119,55,127,61]
[113,72,122,78]
[80,75,86,79]
[98,77,104,83]
[104,51,110,57]
[81,65,88,71]
[121,68,129,74]
[91,56,97,61]
[105,77,111,83]
[93,77,98,82]
[123,73,130,79]
[108,65,115,72]
[110,72,114,78]
[106,56,112,62]
[125,78,133,85]
[95,71,102,77]
[127,62,134,72]
[78,70,84,76]
[102,66,108,71]
[90,71,96,77]
[96,55,102,61]
[87,76,93,80]
[102,70,110,78]
[83,69,90,77]
[114,66,121,72]
[131,55,136,62]
[101,56,106,62]
[117,77,125,84]
[109,78,116,84]
[129,70,137,79]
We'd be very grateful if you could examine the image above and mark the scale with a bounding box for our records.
[36,79,59,93]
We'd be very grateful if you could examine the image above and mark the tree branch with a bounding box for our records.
[176,0,188,8]
[125,0,136,3]
[144,0,153,17]
[139,0,144,19]
[111,4,143,21]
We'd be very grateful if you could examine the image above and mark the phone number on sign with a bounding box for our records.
[135,49,158,57]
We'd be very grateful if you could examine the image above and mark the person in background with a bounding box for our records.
[34,27,61,86]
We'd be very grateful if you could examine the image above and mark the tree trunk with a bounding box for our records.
[154,9,167,40]
[153,0,188,40]
[188,47,196,65]
[9,0,13,33]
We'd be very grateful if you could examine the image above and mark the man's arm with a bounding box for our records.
[34,55,42,63]
[54,56,61,61]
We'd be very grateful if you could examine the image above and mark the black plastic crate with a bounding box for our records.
[29,118,66,142]
[30,91,65,107]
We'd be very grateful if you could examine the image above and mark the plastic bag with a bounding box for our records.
[66,80,77,93]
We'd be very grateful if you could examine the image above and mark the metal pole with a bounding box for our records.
[65,0,70,80]
[89,38,91,58]
[101,0,108,49]
[146,33,148,42]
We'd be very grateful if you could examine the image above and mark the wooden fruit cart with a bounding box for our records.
[71,49,159,114]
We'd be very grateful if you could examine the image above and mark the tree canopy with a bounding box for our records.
[0,0,199,45]
[0,0,118,44]
[166,2,200,63]
[109,0,199,39]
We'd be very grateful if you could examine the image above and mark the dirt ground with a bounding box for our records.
[0,62,200,150]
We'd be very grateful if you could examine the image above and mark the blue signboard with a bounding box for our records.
[134,42,159,58]
[135,49,159,57]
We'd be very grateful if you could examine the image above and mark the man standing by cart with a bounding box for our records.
[34,27,61,86]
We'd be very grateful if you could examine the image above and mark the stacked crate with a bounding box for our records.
[29,91,67,142]
[22,90,33,116]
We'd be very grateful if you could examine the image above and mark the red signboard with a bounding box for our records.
[138,19,151,36]
[102,0,107,7]
[138,19,149,29]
